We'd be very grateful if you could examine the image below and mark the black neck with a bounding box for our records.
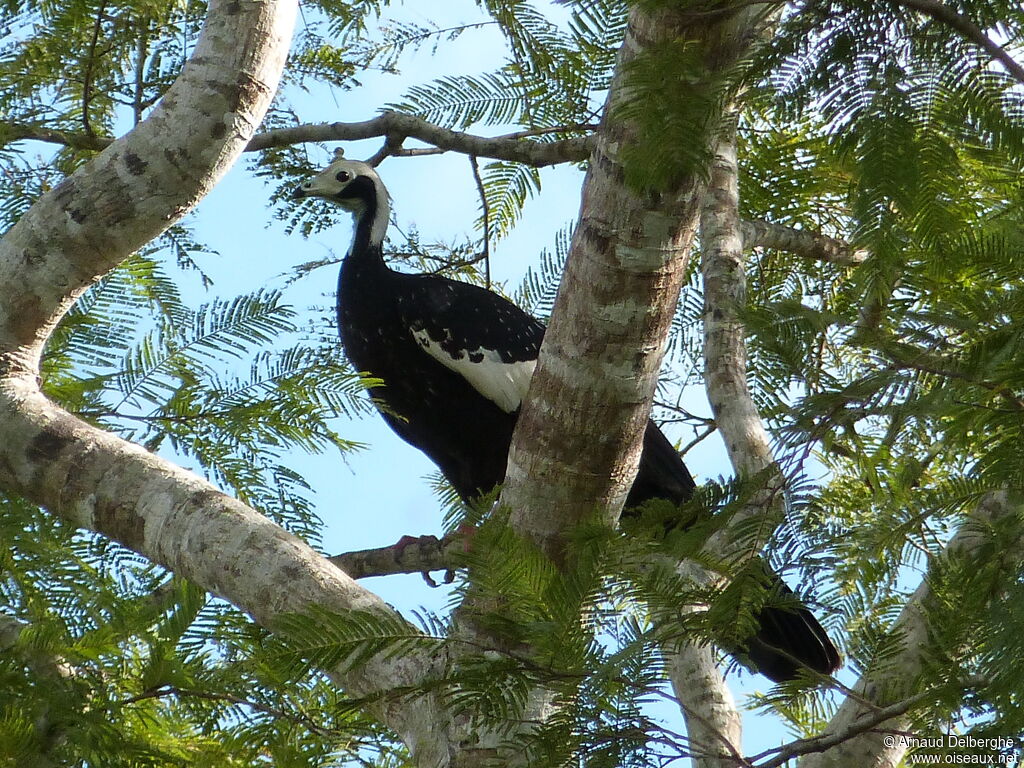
[351,203,380,258]
[344,210,388,285]
[341,175,387,271]
[339,199,391,320]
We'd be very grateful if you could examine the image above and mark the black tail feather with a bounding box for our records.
[597,417,842,683]
[743,580,841,683]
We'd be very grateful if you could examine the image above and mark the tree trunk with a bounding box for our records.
[503,3,767,561]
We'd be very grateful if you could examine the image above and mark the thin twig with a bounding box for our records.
[678,424,718,457]
[748,689,934,768]
[654,401,717,426]
[468,155,491,289]
[883,345,1024,410]
[366,132,405,167]
[133,23,148,125]
[81,1,108,136]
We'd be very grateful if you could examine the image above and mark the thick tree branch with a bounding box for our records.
[664,623,744,768]
[651,105,789,767]
[502,5,767,560]
[0,113,595,167]
[0,0,303,369]
[741,219,867,266]
[247,112,596,165]
[703,132,777,479]
[701,113,790,563]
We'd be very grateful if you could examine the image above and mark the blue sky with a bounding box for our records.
[184,0,844,758]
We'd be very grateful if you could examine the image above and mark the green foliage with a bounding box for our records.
[0,3,389,759]
[39,248,375,540]
[710,0,1024,744]
[478,159,542,240]
[514,223,570,319]
[1,240,381,764]
[0,0,210,146]
[1,500,405,767]
[615,37,723,192]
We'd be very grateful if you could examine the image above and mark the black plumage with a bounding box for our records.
[293,154,841,683]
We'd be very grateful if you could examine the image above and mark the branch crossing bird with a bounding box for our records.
[293,151,841,683]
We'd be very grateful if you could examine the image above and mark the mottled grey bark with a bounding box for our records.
[741,219,867,266]
[0,1,291,370]
[502,5,765,560]
[663,596,744,768]
[697,109,1022,768]
[490,7,767,766]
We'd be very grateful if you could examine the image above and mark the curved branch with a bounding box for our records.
[1,112,595,168]
[702,130,777,479]
[247,112,596,165]
[890,0,1024,85]
[754,689,933,768]
[664,624,744,768]
[0,0,450,761]
[0,0,298,368]
[0,123,112,151]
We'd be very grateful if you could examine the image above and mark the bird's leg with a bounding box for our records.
[386,533,465,587]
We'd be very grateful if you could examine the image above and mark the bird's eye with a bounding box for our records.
[336,171,351,183]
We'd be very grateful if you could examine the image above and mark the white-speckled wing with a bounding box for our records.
[412,329,537,412]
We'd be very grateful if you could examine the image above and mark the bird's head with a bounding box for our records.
[292,149,391,245]
[292,150,387,212]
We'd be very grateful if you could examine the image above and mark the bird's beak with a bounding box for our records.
[291,184,309,200]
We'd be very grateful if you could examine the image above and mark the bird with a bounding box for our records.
[292,150,841,683]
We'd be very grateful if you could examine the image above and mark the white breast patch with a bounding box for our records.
[412,329,537,413]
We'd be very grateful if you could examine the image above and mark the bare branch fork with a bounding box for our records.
[0,111,597,165]
[1,111,867,273]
